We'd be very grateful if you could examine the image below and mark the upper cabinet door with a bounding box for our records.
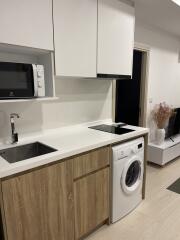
[97,0,135,76]
[53,0,97,77]
[0,0,54,50]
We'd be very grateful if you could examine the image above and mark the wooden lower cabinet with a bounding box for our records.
[73,146,110,179]
[74,168,110,239]
[0,210,4,240]
[0,146,111,240]
[1,160,74,240]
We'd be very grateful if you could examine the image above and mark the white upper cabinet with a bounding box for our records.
[0,0,54,50]
[53,0,97,78]
[97,0,135,76]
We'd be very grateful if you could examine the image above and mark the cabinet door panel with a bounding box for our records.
[74,168,109,239]
[98,0,135,76]
[0,0,53,50]
[1,160,74,240]
[53,0,97,77]
[73,146,110,179]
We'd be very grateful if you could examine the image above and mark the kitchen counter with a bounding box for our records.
[0,121,148,178]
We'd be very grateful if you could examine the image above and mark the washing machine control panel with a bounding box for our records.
[133,143,144,153]
[132,146,138,154]
[117,149,131,160]
[114,139,144,160]
[118,150,128,159]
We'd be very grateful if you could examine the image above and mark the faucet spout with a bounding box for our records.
[10,113,20,144]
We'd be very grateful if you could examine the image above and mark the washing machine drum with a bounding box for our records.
[121,156,143,195]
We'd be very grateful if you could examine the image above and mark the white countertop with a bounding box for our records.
[0,121,148,178]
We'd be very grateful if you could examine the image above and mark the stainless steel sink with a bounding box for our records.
[0,142,57,164]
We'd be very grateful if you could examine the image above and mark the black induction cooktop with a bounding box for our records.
[89,124,135,135]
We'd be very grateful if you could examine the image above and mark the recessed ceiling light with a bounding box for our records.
[171,0,180,6]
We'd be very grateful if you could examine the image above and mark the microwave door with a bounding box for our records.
[0,62,35,99]
[32,64,38,97]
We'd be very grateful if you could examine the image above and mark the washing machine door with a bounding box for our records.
[121,156,143,195]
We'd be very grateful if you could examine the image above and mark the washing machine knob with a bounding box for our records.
[118,150,125,159]
[132,147,138,154]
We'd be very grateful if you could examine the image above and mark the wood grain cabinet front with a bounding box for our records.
[74,168,110,239]
[0,146,111,240]
[1,160,74,240]
[73,146,110,179]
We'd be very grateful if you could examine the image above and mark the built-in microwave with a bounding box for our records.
[0,62,45,99]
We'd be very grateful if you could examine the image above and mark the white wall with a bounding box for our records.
[1,18,180,144]
[135,21,180,139]
[0,78,112,143]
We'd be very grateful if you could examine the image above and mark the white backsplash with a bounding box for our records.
[0,78,112,144]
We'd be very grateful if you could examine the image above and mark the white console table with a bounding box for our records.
[148,134,180,166]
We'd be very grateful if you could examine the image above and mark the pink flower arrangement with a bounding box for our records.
[152,102,173,129]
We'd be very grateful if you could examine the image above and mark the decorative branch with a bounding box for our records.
[152,102,173,129]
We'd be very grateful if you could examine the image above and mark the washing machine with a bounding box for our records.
[112,137,144,223]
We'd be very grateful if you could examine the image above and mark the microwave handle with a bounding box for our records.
[32,64,38,97]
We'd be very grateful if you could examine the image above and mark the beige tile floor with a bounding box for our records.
[87,158,180,240]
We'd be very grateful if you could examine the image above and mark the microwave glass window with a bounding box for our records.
[0,71,28,89]
[0,62,35,99]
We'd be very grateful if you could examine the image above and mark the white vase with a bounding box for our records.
[155,128,165,145]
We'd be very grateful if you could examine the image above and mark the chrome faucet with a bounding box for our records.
[10,113,20,144]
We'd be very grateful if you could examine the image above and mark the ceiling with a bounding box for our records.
[133,0,180,38]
